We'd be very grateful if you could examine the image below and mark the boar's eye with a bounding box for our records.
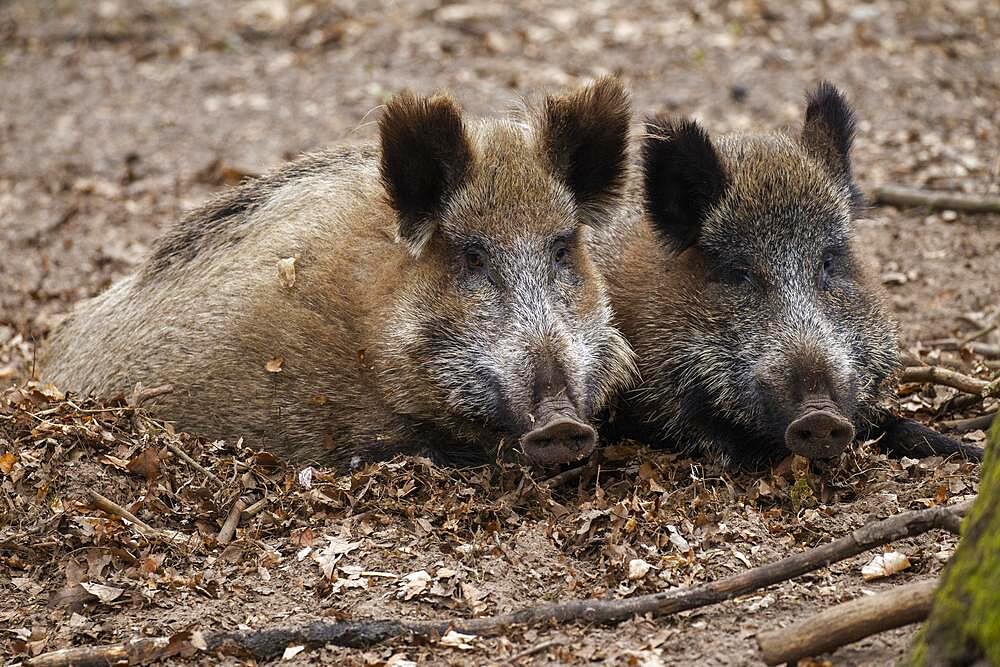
[819,249,845,290]
[551,238,571,271]
[716,265,754,288]
[464,246,488,275]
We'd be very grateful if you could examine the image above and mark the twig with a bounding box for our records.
[217,497,251,545]
[86,490,193,547]
[28,500,971,664]
[87,490,156,533]
[938,412,998,433]
[899,366,989,395]
[959,317,998,347]
[509,638,565,661]
[496,462,588,508]
[164,440,224,488]
[127,382,174,407]
[241,497,269,519]
[756,579,937,665]
[917,339,1000,358]
[870,185,1000,214]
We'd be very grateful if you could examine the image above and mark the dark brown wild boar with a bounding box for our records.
[594,82,983,467]
[42,78,637,469]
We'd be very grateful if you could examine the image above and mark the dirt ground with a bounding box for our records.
[1,0,998,665]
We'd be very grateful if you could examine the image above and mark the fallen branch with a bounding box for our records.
[26,500,971,665]
[938,412,998,433]
[86,490,195,548]
[899,366,993,396]
[756,579,937,665]
[870,185,1000,214]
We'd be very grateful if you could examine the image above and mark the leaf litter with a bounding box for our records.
[0,377,983,664]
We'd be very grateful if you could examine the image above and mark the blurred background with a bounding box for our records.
[1,0,998,359]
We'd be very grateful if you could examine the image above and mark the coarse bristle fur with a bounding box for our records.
[42,78,637,470]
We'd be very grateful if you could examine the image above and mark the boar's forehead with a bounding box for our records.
[443,120,577,245]
[700,135,853,262]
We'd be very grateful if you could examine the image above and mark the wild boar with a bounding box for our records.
[43,78,637,469]
[594,82,982,466]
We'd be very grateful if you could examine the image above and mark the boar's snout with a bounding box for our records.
[519,353,596,466]
[784,397,855,459]
[520,407,597,466]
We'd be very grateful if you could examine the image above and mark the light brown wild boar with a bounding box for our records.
[594,82,983,467]
[43,78,637,469]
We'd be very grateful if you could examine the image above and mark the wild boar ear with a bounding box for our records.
[642,116,728,252]
[380,91,473,256]
[539,76,631,226]
[801,82,862,205]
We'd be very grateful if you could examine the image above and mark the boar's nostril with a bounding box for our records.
[520,417,597,466]
[785,409,855,459]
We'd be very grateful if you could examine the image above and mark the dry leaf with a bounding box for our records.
[277,257,297,288]
[0,452,16,474]
[628,558,652,580]
[439,630,476,650]
[126,447,160,482]
[861,551,911,580]
[397,570,431,600]
[282,645,305,660]
[80,582,124,603]
[265,357,284,373]
[312,536,362,579]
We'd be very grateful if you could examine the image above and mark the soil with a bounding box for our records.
[1,1,998,665]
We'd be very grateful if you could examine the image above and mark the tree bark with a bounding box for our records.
[906,414,1000,666]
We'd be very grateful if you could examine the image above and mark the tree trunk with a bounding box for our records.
[905,415,1000,666]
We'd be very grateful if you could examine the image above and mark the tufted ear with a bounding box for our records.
[379,91,474,256]
[642,116,728,252]
[538,76,631,226]
[801,82,861,204]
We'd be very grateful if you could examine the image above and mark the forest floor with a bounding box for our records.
[2,1,998,665]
